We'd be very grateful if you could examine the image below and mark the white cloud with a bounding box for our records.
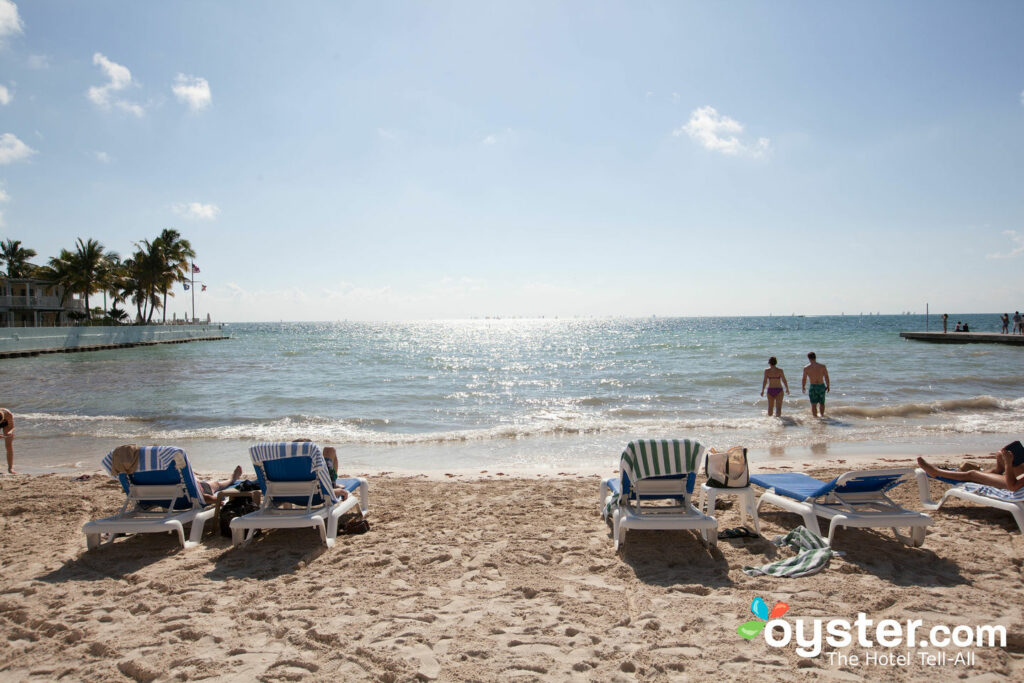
[0,0,23,43]
[87,52,144,116]
[480,128,514,146]
[173,201,220,221]
[96,151,111,163]
[0,132,35,164]
[0,84,10,105]
[987,230,1024,259]
[172,73,211,112]
[674,105,770,158]
[27,54,49,70]
[377,128,398,140]
[481,134,497,145]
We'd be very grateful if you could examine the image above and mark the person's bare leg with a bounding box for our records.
[4,435,13,474]
[918,457,1013,487]
[209,465,244,494]
[767,394,776,416]
[775,395,783,417]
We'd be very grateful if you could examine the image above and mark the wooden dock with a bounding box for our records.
[900,331,1024,346]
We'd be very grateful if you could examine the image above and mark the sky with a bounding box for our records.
[1,0,1023,321]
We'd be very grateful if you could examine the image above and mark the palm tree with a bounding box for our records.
[96,252,122,315]
[0,239,38,278]
[45,238,109,322]
[122,241,164,322]
[67,238,108,321]
[153,229,195,323]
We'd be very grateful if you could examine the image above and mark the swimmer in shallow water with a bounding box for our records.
[760,357,789,417]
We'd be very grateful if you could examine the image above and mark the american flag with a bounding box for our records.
[201,284,207,292]
[192,264,201,273]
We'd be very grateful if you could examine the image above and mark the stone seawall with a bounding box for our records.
[0,324,229,358]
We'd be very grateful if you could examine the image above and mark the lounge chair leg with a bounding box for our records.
[86,533,101,550]
[316,519,328,546]
[802,513,824,540]
[358,479,370,516]
[915,469,940,509]
[599,481,609,519]
[172,523,187,548]
[1010,506,1024,534]
[910,526,926,547]
[231,526,247,546]
[612,510,623,551]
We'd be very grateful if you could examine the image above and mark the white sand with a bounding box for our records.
[1,459,1022,681]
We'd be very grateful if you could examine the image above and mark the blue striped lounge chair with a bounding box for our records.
[599,439,718,550]
[230,442,369,547]
[82,446,217,550]
[751,469,932,547]
[915,469,1024,533]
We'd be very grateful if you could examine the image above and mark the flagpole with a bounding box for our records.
[191,260,196,323]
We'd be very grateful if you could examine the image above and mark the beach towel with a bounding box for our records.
[960,483,1024,502]
[742,526,840,578]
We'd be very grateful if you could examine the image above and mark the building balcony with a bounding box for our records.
[0,295,86,311]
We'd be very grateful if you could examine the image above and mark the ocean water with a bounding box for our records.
[6,315,1024,473]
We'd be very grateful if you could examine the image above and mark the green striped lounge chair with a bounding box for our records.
[915,469,1024,533]
[751,469,931,547]
[599,439,718,550]
[83,445,218,550]
[230,442,369,547]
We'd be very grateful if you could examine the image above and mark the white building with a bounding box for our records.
[0,278,87,327]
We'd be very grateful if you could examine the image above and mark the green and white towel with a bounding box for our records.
[742,526,840,578]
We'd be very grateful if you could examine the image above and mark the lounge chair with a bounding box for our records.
[749,466,933,548]
[230,442,368,547]
[82,445,217,550]
[914,469,1024,532]
[751,469,931,546]
[599,439,718,550]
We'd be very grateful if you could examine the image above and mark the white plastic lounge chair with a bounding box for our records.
[82,446,216,550]
[751,469,931,547]
[915,469,1024,532]
[230,442,369,547]
[599,439,717,550]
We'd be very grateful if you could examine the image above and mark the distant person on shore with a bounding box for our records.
[1,408,13,474]
[917,441,1024,492]
[760,357,790,417]
[962,322,970,332]
[1015,311,1022,334]
[801,352,830,418]
[942,313,948,333]
[954,321,962,332]
[1002,313,1010,334]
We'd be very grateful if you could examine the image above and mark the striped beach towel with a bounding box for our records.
[960,483,1024,502]
[606,439,704,517]
[743,526,840,578]
[100,445,205,509]
[249,441,338,505]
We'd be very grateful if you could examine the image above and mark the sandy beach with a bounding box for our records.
[1,456,1022,681]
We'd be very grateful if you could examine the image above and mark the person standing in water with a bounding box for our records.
[801,352,831,418]
[760,357,790,416]
[0,408,13,474]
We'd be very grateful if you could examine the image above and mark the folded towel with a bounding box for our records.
[109,444,140,475]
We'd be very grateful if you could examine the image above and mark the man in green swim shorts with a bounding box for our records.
[801,352,831,417]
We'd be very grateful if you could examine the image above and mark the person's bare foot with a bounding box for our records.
[232,465,243,481]
[917,457,940,476]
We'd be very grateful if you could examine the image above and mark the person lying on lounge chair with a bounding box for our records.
[918,441,1024,492]
[293,439,349,501]
[198,465,244,504]
[323,446,350,500]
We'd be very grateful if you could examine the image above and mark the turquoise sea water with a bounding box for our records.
[6,315,1024,473]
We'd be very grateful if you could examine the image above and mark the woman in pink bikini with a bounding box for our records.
[760,357,790,417]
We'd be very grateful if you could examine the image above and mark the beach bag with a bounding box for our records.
[343,515,371,535]
[705,447,749,488]
[219,498,259,538]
